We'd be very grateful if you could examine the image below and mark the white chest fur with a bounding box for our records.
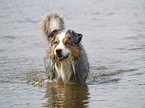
[55,59,75,83]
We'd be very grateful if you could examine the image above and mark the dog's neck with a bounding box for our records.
[55,59,75,83]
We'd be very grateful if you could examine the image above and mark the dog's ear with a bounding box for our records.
[48,29,60,40]
[75,33,83,43]
[68,30,83,44]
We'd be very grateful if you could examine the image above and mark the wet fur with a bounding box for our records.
[40,13,89,84]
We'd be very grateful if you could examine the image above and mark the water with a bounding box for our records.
[0,0,145,107]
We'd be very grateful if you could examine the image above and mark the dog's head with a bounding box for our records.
[49,29,83,61]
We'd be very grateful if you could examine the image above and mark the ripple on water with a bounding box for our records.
[0,65,134,88]
[88,66,125,85]
[18,66,126,87]
[2,35,16,39]
[25,71,49,87]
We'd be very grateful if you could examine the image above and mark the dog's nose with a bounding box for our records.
[56,49,62,55]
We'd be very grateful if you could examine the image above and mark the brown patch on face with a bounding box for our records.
[51,45,56,60]
[70,46,79,58]
[51,37,59,60]
[54,37,59,44]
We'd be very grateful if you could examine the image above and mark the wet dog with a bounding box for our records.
[40,13,89,84]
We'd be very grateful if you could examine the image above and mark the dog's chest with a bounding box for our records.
[55,59,75,83]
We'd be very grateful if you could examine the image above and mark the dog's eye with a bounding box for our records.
[65,42,70,46]
[54,41,58,45]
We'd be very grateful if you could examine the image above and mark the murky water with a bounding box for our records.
[0,0,145,107]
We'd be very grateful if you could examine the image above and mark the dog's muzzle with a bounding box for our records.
[56,49,69,61]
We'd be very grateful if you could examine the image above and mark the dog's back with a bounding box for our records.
[40,13,89,84]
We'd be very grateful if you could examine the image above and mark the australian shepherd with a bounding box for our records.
[40,13,89,84]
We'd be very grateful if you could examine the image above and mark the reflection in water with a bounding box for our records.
[43,84,90,108]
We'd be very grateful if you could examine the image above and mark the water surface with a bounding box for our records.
[0,0,145,107]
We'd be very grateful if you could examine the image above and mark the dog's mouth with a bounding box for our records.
[57,53,70,61]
